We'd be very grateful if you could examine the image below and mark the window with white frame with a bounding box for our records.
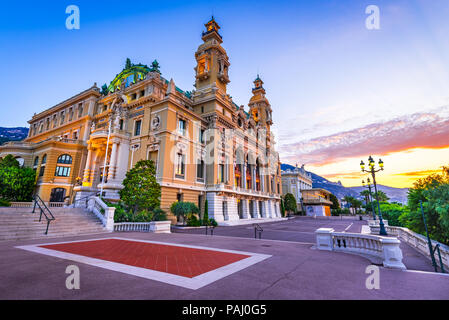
[175,152,185,178]
[134,120,142,136]
[178,119,187,136]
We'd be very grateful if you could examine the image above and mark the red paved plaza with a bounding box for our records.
[41,239,250,278]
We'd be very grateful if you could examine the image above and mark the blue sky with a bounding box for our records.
[2,0,449,187]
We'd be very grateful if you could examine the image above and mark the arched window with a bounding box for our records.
[42,154,47,164]
[57,154,72,164]
[33,156,39,167]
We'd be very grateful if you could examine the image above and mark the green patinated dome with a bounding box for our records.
[103,59,158,95]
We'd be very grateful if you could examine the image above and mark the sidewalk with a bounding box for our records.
[1,232,448,299]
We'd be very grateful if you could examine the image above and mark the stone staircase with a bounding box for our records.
[0,207,110,241]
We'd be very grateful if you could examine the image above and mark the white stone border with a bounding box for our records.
[15,237,272,290]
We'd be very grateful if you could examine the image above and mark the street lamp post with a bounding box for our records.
[362,178,376,221]
[360,156,387,236]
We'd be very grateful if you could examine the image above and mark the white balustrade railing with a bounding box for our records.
[48,202,64,208]
[369,225,449,270]
[9,202,33,208]
[316,228,406,269]
[10,202,66,208]
[114,221,171,233]
[114,222,151,232]
[87,197,115,231]
[368,219,389,227]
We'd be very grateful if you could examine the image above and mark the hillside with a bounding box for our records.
[0,127,28,145]
[281,163,409,204]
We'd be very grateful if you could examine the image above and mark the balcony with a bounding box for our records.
[208,184,280,199]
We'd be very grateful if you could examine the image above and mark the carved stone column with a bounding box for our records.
[83,146,93,184]
[107,141,118,182]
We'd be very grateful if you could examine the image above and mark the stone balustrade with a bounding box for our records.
[114,222,151,232]
[369,225,449,269]
[316,228,406,269]
[10,202,65,208]
[87,196,115,231]
[113,221,171,233]
[368,219,389,227]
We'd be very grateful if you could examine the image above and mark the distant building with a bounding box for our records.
[301,188,333,217]
[281,164,313,211]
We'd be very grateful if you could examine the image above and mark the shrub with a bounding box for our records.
[151,208,167,222]
[209,218,218,227]
[170,201,199,225]
[0,199,11,207]
[0,155,36,202]
[187,214,202,227]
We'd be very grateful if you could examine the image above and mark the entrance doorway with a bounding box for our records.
[50,188,66,202]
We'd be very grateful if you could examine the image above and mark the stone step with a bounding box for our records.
[0,206,108,241]
[0,230,110,241]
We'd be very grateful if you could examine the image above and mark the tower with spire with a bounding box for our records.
[248,75,273,130]
[193,16,230,95]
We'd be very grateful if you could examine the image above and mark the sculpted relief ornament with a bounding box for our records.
[151,116,161,130]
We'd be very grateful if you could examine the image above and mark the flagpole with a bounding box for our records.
[100,118,112,199]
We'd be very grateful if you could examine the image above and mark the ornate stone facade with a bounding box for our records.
[0,17,282,224]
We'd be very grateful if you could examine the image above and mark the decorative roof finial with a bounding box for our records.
[150,60,161,73]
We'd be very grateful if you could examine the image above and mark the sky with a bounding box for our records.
[1,0,449,188]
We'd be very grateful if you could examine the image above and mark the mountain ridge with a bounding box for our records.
[0,127,28,145]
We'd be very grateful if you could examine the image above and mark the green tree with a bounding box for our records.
[280,198,286,217]
[170,201,200,225]
[0,155,36,201]
[119,160,161,215]
[352,199,363,214]
[203,199,209,225]
[329,193,340,210]
[283,193,297,215]
[343,196,355,214]
[400,166,449,245]
[375,190,390,202]
[378,202,409,227]
[0,155,20,169]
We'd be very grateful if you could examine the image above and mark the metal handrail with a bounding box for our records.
[254,224,263,239]
[32,194,55,235]
[433,244,446,273]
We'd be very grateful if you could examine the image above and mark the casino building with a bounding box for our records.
[0,18,283,224]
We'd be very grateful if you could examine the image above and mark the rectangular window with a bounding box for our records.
[78,104,83,118]
[175,153,185,177]
[197,159,204,181]
[55,166,71,177]
[60,112,65,125]
[219,164,225,183]
[199,128,205,143]
[134,120,142,136]
[178,119,186,136]
[39,166,45,177]
[73,131,78,140]
[119,119,124,131]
